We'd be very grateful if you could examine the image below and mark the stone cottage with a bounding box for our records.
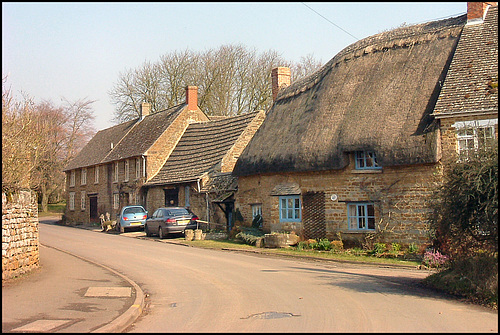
[144,110,265,230]
[232,2,498,247]
[63,86,209,224]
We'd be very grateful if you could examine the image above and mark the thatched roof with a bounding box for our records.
[433,5,498,118]
[233,14,466,176]
[146,111,261,186]
[63,104,185,171]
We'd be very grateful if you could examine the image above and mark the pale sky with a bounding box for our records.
[2,2,466,131]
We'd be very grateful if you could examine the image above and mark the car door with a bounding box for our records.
[148,209,161,231]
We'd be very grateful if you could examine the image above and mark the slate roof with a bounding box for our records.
[63,104,185,171]
[102,104,185,163]
[146,111,261,186]
[433,5,498,117]
[63,120,136,171]
[233,14,466,177]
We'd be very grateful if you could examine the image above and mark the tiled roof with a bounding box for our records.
[147,111,260,185]
[63,120,136,171]
[433,5,498,117]
[102,104,185,163]
[63,104,185,171]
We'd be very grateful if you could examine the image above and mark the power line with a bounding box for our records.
[301,2,359,41]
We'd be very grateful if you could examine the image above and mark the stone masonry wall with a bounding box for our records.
[235,153,441,248]
[2,190,39,281]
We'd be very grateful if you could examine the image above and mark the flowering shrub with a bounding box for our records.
[423,250,449,268]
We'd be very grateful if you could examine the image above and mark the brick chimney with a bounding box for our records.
[141,102,151,120]
[467,2,497,24]
[272,67,291,102]
[185,86,198,111]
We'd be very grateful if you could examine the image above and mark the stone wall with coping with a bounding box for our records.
[2,190,39,281]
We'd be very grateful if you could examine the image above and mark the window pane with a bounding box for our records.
[348,204,356,217]
[359,217,365,229]
[294,198,300,209]
[294,209,300,219]
[358,205,365,217]
[287,209,293,218]
[367,204,374,216]
[349,217,357,230]
[368,217,375,230]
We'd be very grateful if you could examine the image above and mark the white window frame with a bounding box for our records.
[70,170,75,187]
[279,195,301,222]
[453,119,497,159]
[80,191,86,210]
[113,193,119,210]
[81,167,87,185]
[94,165,99,184]
[124,160,130,182]
[185,186,190,208]
[113,162,119,183]
[135,158,141,180]
[347,202,376,230]
[69,192,75,211]
[252,204,263,228]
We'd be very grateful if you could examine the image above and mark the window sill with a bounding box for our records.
[344,230,376,233]
[351,169,382,174]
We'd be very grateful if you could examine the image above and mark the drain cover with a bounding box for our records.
[242,311,301,319]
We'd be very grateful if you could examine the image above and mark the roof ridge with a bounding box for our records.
[277,14,467,102]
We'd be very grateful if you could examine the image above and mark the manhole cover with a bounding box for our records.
[242,311,301,319]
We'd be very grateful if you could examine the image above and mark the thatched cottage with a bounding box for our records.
[232,2,498,247]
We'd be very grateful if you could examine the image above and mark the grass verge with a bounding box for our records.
[178,238,422,267]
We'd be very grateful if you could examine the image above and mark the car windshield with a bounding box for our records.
[123,207,145,215]
[169,208,190,216]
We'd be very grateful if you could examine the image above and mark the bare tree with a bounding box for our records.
[109,44,323,122]
[2,76,96,210]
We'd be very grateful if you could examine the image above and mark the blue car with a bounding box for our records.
[116,205,148,233]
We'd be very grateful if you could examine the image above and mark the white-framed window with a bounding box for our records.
[81,167,87,185]
[80,191,86,210]
[135,158,141,180]
[113,162,119,183]
[70,170,75,187]
[113,193,119,210]
[252,204,263,228]
[454,119,497,160]
[94,165,99,184]
[279,195,301,222]
[69,192,75,210]
[124,160,129,182]
[348,202,375,230]
[185,186,190,207]
[355,151,381,170]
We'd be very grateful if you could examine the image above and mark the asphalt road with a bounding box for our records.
[38,222,498,332]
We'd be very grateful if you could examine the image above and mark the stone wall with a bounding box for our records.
[2,190,39,281]
[235,153,441,248]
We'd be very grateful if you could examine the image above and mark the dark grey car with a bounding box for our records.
[145,207,199,239]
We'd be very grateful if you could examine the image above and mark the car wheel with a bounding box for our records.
[145,224,152,237]
[158,226,165,239]
[116,222,121,232]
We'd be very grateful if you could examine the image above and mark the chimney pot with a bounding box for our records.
[141,102,151,119]
[186,86,198,111]
[271,67,291,101]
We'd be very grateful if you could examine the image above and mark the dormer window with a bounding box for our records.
[355,151,381,170]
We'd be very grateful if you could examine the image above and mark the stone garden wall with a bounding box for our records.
[2,190,39,281]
